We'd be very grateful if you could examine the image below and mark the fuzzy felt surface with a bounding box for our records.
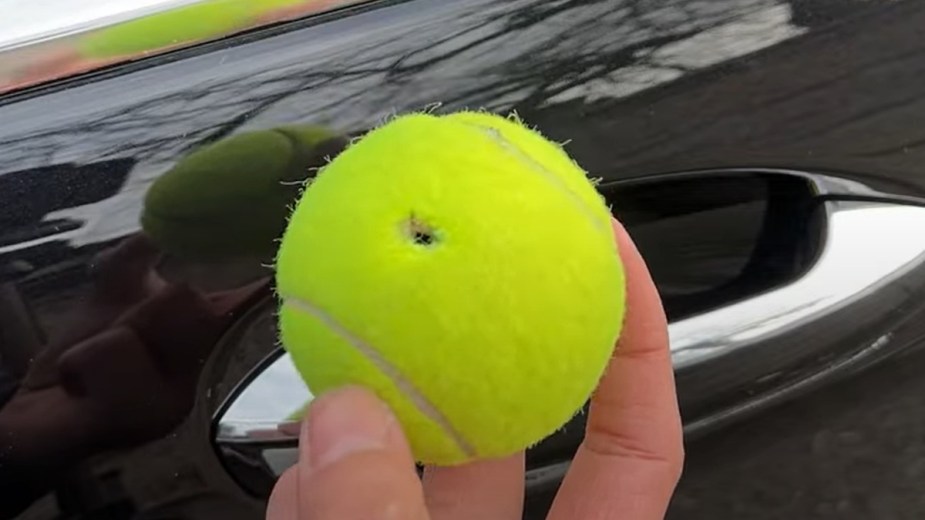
[276,111,625,465]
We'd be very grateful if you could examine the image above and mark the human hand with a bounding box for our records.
[265,219,684,519]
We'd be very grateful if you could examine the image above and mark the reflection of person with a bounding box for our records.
[0,234,270,518]
[266,220,684,519]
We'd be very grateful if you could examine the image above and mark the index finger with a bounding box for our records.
[547,218,684,520]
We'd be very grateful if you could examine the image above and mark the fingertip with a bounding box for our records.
[300,386,414,474]
[295,387,427,519]
[609,216,668,353]
[610,217,646,275]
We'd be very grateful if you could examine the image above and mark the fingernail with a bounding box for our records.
[306,387,394,471]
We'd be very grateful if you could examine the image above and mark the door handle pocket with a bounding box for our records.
[674,200,925,434]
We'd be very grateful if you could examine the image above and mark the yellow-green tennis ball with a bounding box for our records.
[276,111,625,466]
[142,125,346,260]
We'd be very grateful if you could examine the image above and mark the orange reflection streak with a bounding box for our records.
[0,0,356,95]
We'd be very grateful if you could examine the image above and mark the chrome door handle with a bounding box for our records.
[211,199,925,492]
[674,199,925,435]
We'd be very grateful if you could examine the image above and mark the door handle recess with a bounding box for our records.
[674,199,925,432]
[211,199,925,493]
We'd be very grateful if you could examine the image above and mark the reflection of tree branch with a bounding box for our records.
[0,0,777,173]
[506,0,607,30]
[386,24,508,77]
[386,18,494,73]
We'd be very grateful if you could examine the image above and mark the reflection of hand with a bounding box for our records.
[0,283,220,462]
[0,233,270,514]
[266,219,684,520]
[21,233,165,391]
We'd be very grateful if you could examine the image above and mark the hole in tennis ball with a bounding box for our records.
[404,216,439,247]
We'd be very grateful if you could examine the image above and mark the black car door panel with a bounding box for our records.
[2,1,925,519]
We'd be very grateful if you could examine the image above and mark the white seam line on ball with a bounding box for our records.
[281,295,476,458]
[466,124,607,234]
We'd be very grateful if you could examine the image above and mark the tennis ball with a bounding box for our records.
[142,125,347,261]
[276,111,625,465]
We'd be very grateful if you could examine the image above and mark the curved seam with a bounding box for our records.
[467,124,608,235]
[280,294,476,458]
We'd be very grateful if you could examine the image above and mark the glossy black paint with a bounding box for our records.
[3,0,925,518]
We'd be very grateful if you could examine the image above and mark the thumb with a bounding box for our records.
[289,386,429,520]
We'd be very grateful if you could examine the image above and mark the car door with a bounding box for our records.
[2,1,925,519]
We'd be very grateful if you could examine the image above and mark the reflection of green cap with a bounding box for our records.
[79,0,311,59]
[142,125,348,261]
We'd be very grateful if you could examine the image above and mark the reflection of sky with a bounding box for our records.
[0,0,805,252]
[0,0,189,49]
[222,354,312,428]
[545,3,804,105]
